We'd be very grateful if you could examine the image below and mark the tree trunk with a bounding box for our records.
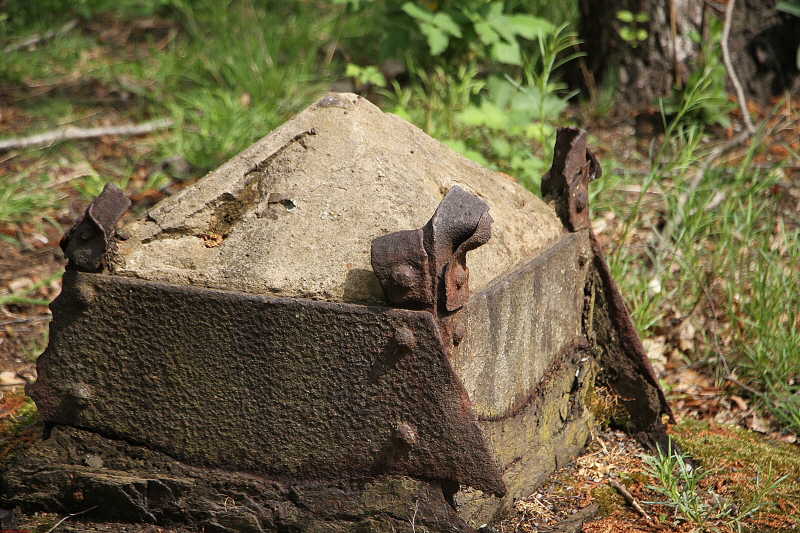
[577,0,800,113]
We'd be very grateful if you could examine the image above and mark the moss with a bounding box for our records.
[0,393,42,464]
[619,471,647,487]
[671,419,800,519]
[590,485,623,517]
[673,420,800,476]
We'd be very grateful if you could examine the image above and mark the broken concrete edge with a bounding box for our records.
[107,92,565,305]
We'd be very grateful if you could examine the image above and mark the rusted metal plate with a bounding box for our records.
[30,270,506,496]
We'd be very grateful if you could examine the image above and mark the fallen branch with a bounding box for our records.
[0,118,174,152]
[0,315,51,326]
[44,505,98,533]
[720,0,755,135]
[609,478,652,522]
[4,19,79,53]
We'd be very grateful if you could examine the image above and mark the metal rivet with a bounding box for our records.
[75,284,96,306]
[396,423,417,446]
[394,328,416,350]
[70,382,92,401]
[391,264,416,289]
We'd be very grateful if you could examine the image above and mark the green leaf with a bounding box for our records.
[776,1,800,17]
[401,2,435,23]
[636,28,649,41]
[432,11,462,37]
[504,14,556,39]
[481,3,516,44]
[474,20,500,45]
[619,27,636,41]
[634,12,650,23]
[491,40,522,65]
[456,100,508,130]
[419,22,449,55]
[616,10,634,23]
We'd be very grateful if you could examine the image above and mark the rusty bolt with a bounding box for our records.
[452,265,468,289]
[452,321,467,346]
[75,283,96,306]
[391,264,416,290]
[394,327,416,351]
[396,423,417,446]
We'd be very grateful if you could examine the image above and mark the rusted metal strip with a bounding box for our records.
[31,270,507,497]
[542,127,674,441]
[541,127,601,232]
[589,232,675,430]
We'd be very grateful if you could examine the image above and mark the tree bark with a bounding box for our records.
[577,0,800,113]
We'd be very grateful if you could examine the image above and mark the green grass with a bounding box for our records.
[590,93,800,434]
[642,438,790,531]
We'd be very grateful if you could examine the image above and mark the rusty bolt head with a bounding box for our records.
[452,321,467,346]
[391,264,417,290]
[394,327,416,351]
[453,265,468,289]
[396,423,417,446]
[75,283,96,306]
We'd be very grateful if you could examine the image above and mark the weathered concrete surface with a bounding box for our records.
[456,345,596,525]
[453,231,592,419]
[4,426,472,533]
[109,92,563,304]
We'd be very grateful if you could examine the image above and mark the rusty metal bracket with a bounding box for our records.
[371,186,492,348]
[541,127,674,444]
[541,127,601,232]
[60,182,131,272]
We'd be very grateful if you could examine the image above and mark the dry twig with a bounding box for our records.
[720,0,755,135]
[4,19,79,53]
[44,505,98,533]
[0,118,174,151]
[609,478,652,522]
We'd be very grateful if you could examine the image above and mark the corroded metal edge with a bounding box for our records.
[542,126,674,447]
